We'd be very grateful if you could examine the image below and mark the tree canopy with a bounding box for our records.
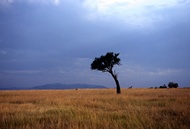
[91,52,121,73]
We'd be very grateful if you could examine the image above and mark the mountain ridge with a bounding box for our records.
[0,83,107,90]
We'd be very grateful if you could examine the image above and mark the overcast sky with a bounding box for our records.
[0,0,190,88]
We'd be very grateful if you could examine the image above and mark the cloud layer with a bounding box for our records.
[0,0,190,88]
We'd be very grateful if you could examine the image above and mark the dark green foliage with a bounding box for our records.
[91,52,121,94]
[173,83,178,88]
[159,84,167,88]
[168,82,178,88]
[159,85,167,88]
[91,52,121,73]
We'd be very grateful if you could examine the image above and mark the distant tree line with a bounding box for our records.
[159,82,178,88]
[168,82,178,88]
[159,84,167,88]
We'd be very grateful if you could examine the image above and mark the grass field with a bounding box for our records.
[0,88,190,129]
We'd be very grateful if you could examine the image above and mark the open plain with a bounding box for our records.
[0,88,190,129]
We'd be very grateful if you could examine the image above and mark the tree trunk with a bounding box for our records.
[114,77,121,94]
[110,71,121,94]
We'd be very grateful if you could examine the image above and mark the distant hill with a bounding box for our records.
[0,83,107,90]
[32,83,107,90]
[0,87,27,90]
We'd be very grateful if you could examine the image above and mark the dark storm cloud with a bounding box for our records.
[0,0,190,87]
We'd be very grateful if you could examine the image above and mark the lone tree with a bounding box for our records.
[91,52,121,94]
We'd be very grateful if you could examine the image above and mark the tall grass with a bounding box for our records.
[0,88,190,129]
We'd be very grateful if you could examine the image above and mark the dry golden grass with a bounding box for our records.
[0,88,190,129]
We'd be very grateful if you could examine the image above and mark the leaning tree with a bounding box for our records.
[91,52,121,94]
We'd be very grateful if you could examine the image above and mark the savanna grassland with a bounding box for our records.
[0,88,190,129]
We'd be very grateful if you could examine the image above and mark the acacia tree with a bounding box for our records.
[91,52,121,94]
